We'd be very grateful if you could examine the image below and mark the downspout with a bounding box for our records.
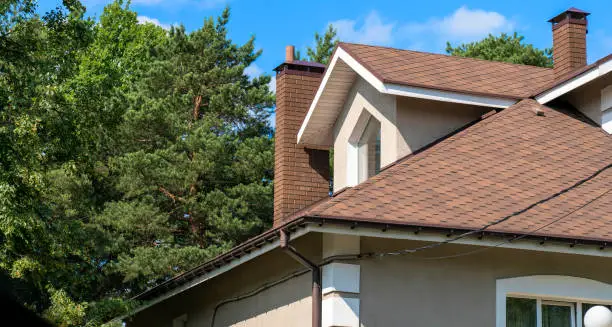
[279,229,322,327]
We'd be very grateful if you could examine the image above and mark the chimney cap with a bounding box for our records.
[285,45,295,62]
[548,7,590,23]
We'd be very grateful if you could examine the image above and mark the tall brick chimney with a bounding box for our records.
[549,7,590,79]
[273,46,330,227]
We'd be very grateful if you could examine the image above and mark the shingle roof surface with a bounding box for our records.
[302,99,612,242]
[340,42,555,99]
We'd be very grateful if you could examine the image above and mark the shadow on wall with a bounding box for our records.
[214,272,312,326]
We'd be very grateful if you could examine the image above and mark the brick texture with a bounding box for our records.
[553,21,588,79]
[273,67,330,227]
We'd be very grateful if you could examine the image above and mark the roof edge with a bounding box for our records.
[535,53,612,104]
[297,44,519,146]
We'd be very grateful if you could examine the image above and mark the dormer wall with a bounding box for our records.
[332,76,492,192]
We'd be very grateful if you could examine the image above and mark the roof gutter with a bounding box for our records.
[279,229,322,327]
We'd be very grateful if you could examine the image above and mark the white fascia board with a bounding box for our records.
[125,227,310,318]
[297,47,516,144]
[308,224,612,258]
[383,83,517,108]
[536,57,612,105]
[536,68,601,104]
[297,47,385,144]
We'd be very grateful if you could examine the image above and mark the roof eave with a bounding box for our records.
[297,45,519,146]
[535,54,612,104]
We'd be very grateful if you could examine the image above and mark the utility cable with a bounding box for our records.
[208,164,610,326]
[408,187,611,261]
[373,163,611,258]
[209,254,361,327]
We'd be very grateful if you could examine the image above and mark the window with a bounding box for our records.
[357,116,381,183]
[497,276,612,327]
[506,297,612,327]
[348,111,381,187]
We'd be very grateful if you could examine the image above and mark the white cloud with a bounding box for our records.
[244,64,264,79]
[330,11,395,46]
[401,6,514,42]
[137,15,171,30]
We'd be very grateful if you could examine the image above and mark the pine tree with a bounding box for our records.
[446,32,553,67]
[296,24,339,64]
[95,7,275,293]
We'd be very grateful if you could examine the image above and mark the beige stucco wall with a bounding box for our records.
[128,233,322,327]
[332,76,490,192]
[565,73,612,125]
[128,232,612,327]
[332,77,397,191]
[567,80,603,124]
[359,237,612,327]
[395,97,490,156]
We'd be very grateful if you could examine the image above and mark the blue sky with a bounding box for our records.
[38,0,612,125]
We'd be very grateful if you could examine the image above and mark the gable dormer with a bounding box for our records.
[298,43,554,192]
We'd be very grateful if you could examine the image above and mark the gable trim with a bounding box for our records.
[536,56,612,104]
[297,46,518,145]
[384,83,517,108]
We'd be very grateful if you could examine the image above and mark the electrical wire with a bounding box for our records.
[209,254,362,327]
[209,268,310,327]
[408,187,612,260]
[373,163,612,258]
[208,164,610,326]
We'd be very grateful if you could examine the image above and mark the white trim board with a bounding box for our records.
[308,224,612,258]
[297,47,517,144]
[126,222,612,319]
[536,58,612,105]
[496,275,612,327]
[322,296,360,327]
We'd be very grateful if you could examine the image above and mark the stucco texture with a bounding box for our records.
[359,237,612,327]
[332,76,489,192]
[128,233,322,327]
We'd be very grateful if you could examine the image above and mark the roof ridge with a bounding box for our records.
[338,42,553,72]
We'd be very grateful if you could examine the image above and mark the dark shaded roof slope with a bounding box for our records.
[339,42,555,99]
[301,99,612,242]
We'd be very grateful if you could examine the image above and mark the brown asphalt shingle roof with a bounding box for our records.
[300,99,612,242]
[340,42,555,99]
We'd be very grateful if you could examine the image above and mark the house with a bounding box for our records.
[125,7,612,327]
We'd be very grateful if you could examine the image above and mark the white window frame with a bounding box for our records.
[497,276,612,327]
[346,109,380,186]
[541,300,577,327]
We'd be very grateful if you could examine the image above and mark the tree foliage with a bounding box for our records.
[0,1,274,325]
[445,32,553,67]
[296,24,338,64]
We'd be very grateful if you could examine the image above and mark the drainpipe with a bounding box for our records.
[279,229,322,327]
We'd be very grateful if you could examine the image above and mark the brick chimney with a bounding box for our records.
[273,46,329,227]
[549,7,590,79]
